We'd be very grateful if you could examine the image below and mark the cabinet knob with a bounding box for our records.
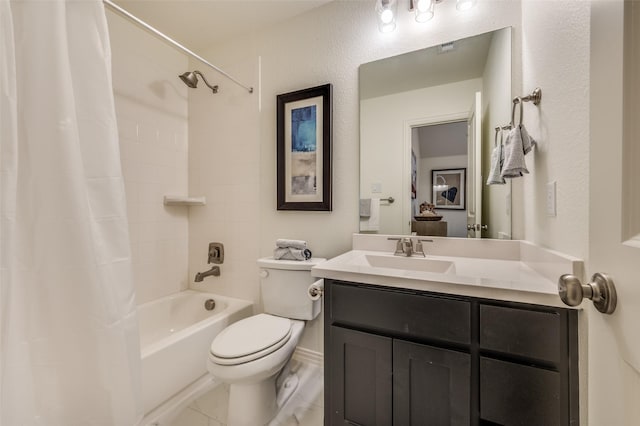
[558,272,617,314]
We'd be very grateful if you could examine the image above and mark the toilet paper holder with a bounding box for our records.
[308,279,324,300]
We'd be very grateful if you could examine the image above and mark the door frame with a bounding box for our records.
[402,112,469,235]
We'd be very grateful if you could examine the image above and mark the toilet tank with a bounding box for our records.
[257,257,326,320]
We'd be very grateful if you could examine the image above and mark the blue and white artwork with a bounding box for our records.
[290,105,317,195]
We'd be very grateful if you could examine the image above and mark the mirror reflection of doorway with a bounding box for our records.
[411,120,468,237]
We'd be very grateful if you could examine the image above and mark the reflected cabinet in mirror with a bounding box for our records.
[359,28,512,239]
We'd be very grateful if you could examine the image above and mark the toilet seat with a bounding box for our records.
[210,313,292,366]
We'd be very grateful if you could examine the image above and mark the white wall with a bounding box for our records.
[187,0,521,353]
[518,0,590,259]
[107,11,190,304]
[186,53,261,308]
[360,78,482,234]
[482,28,513,239]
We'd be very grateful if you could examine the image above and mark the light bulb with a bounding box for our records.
[376,0,397,33]
[416,0,432,12]
[456,0,477,11]
[415,0,435,23]
[380,9,394,24]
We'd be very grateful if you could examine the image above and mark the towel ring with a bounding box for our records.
[494,127,500,147]
[511,97,524,127]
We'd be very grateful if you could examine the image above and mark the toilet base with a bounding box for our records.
[227,371,300,426]
[228,375,277,426]
[275,373,299,409]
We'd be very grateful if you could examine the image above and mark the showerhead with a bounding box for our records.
[179,71,198,88]
[178,70,218,94]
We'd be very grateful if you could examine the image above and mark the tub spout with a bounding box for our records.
[195,266,220,282]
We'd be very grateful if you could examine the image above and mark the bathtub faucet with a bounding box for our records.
[194,266,220,282]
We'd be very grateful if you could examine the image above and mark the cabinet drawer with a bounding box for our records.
[480,357,561,426]
[480,304,561,364]
[330,282,470,345]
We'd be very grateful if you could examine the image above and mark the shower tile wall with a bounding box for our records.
[187,56,261,306]
[107,12,190,304]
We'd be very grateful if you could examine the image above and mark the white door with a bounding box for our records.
[588,2,640,424]
[466,91,482,238]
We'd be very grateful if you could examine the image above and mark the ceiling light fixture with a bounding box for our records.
[376,0,398,33]
[379,0,477,33]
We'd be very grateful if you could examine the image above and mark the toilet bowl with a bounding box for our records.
[206,257,325,426]
[207,315,305,426]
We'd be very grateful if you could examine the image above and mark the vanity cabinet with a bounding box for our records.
[324,280,579,426]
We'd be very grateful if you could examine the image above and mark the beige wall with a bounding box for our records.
[187,0,523,352]
[110,0,591,352]
[107,11,190,304]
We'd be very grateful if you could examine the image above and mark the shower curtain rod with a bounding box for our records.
[103,0,254,94]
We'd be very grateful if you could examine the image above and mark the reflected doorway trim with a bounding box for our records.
[402,112,468,235]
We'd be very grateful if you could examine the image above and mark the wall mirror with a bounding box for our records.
[359,27,512,239]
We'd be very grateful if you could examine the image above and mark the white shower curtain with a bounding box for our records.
[0,0,142,424]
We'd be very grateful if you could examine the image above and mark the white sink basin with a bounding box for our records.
[364,254,455,274]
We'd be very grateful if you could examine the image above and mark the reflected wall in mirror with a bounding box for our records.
[359,27,512,239]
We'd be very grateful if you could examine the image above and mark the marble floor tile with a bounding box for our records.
[168,407,209,426]
[172,360,323,426]
[190,382,230,423]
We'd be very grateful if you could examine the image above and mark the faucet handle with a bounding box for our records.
[208,242,224,264]
[414,239,433,257]
[387,237,405,256]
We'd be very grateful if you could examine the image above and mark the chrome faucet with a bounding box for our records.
[195,242,224,282]
[195,266,220,282]
[388,237,433,257]
[401,237,413,256]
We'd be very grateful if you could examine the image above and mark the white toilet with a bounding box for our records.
[207,257,325,426]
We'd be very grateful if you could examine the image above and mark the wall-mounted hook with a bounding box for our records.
[516,87,542,105]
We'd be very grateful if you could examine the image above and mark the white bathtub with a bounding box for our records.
[138,290,253,416]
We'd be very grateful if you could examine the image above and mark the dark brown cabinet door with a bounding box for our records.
[393,340,471,426]
[328,326,392,426]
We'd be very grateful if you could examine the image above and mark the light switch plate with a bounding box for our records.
[546,181,557,217]
[371,182,382,193]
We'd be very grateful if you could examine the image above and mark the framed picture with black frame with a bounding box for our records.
[276,84,332,211]
[432,168,466,210]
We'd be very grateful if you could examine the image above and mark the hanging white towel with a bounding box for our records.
[486,133,506,185]
[501,124,536,179]
[359,198,380,231]
[519,123,536,154]
[359,199,371,217]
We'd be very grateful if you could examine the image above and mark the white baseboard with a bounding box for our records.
[293,347,323,367]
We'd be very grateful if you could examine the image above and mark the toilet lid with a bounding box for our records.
[210,314,292,365]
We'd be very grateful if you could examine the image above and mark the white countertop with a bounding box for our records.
[311,235,584,308]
